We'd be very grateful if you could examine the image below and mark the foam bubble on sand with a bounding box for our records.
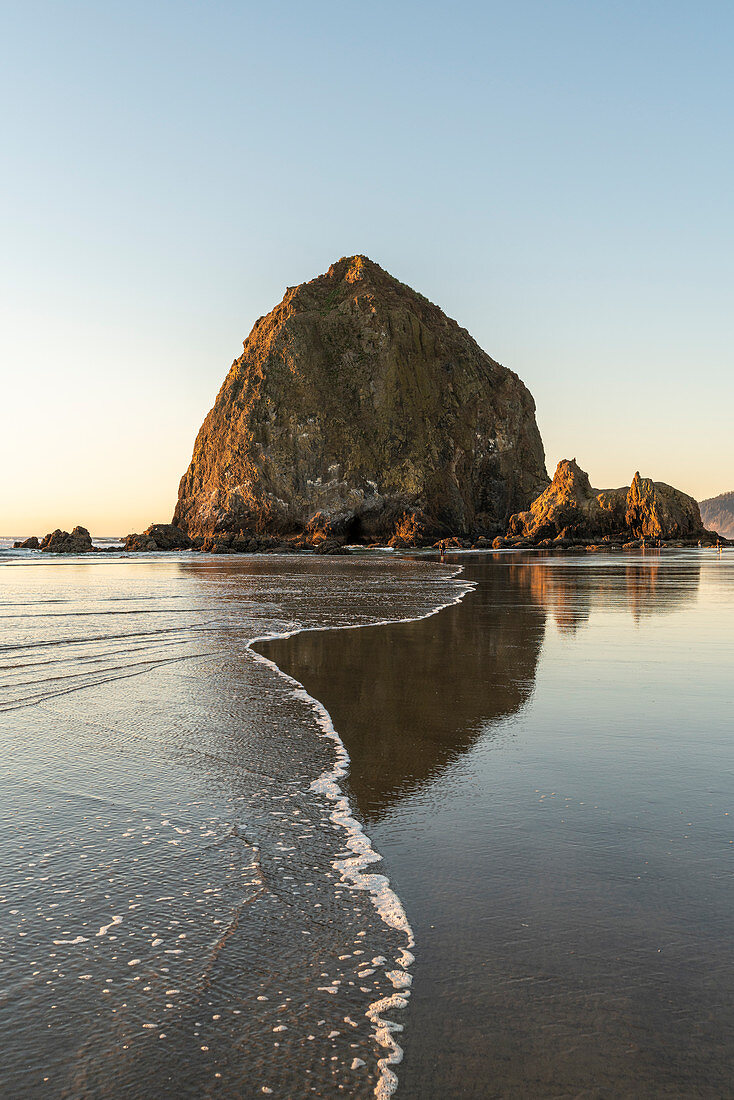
[248,564,472,1098]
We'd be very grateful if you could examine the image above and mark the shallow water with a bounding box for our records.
[0,553,463,1099]
[263,549,734,1098]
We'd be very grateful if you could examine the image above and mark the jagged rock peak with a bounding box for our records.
[174,255,548,542]
[508,459,714,544]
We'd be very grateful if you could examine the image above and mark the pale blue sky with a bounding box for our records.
[2,1,732,532]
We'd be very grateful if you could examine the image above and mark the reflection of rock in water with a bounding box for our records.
[505,552,702,633]
[259,553,702,824]
[259,565,547,823]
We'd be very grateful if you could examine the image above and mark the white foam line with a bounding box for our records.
[246,563,474,1099]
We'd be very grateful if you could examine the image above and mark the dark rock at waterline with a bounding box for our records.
[13,536,40,549]
[40,527,93,553]
[313,539,352,555]
[124,523,192,552]
[192,532,304,554]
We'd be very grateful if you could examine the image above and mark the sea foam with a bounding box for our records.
[247,563,472,1098]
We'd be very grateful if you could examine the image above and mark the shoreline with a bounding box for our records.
[259,551,734,1098]
[248,561,474,1099]
[2,532,731,563]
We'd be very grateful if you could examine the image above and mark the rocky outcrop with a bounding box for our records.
[506,460,717,546]
[699,491,734,539]
[625,473,705,540]
[124,523,192,552]
[13,536,40,549]
[173,255,548,543]
[40,527,93,553]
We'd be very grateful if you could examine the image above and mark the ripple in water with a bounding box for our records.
[0,554,467,1098]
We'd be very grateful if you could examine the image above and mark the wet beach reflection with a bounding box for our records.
[267,550,734,1100]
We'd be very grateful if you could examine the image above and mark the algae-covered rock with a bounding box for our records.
[173,256,548,542]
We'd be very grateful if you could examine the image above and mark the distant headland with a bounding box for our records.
[699,492,734,540]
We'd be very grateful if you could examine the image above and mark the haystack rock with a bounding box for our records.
[173,256,548,543]
[507,459,715,544]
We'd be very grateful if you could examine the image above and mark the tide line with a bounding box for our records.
[247,562,473,1099]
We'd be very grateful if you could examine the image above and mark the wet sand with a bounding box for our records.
[0,554,462,1099]
[262,549,734,1098]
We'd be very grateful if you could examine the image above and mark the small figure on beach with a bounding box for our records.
[439,539,446,561]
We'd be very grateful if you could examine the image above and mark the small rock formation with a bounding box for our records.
[625,472,705,540]
[40,527,93,553]
[124,523,192,552]
[173,255,548,544]
[13,536,40,549]
[699,491,734,539]
[507,459,716,546]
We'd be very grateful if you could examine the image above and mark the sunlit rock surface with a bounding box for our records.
[507,459,715,545]
[173,256,548,542]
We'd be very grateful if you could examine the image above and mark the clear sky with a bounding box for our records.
[2,1,732,534]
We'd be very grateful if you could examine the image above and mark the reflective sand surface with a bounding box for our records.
[0,555,463,1099]
[263,550,734,1098]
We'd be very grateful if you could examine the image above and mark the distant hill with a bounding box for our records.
[699,492,734,538]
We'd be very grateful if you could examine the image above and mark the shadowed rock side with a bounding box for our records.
[124,523,193,552]
[39,527,93,554]
[505,459,718,547]
[699,490,734,539]
[173,255,548,543]
[257,564,547,823]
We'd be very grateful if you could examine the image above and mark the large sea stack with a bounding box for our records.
[173,256,548,543]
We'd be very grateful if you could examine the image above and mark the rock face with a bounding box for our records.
[173,256,548,542]
[625,473,705,540]
[124,523,192,552]
[13,536,40,549]
[507,459,715,545]
[40,527,93,553]
[699,491,734,539]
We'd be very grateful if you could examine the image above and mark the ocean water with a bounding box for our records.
[262,548,734,1098]
[0,551,464,1098]
[3,547,733,1098]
